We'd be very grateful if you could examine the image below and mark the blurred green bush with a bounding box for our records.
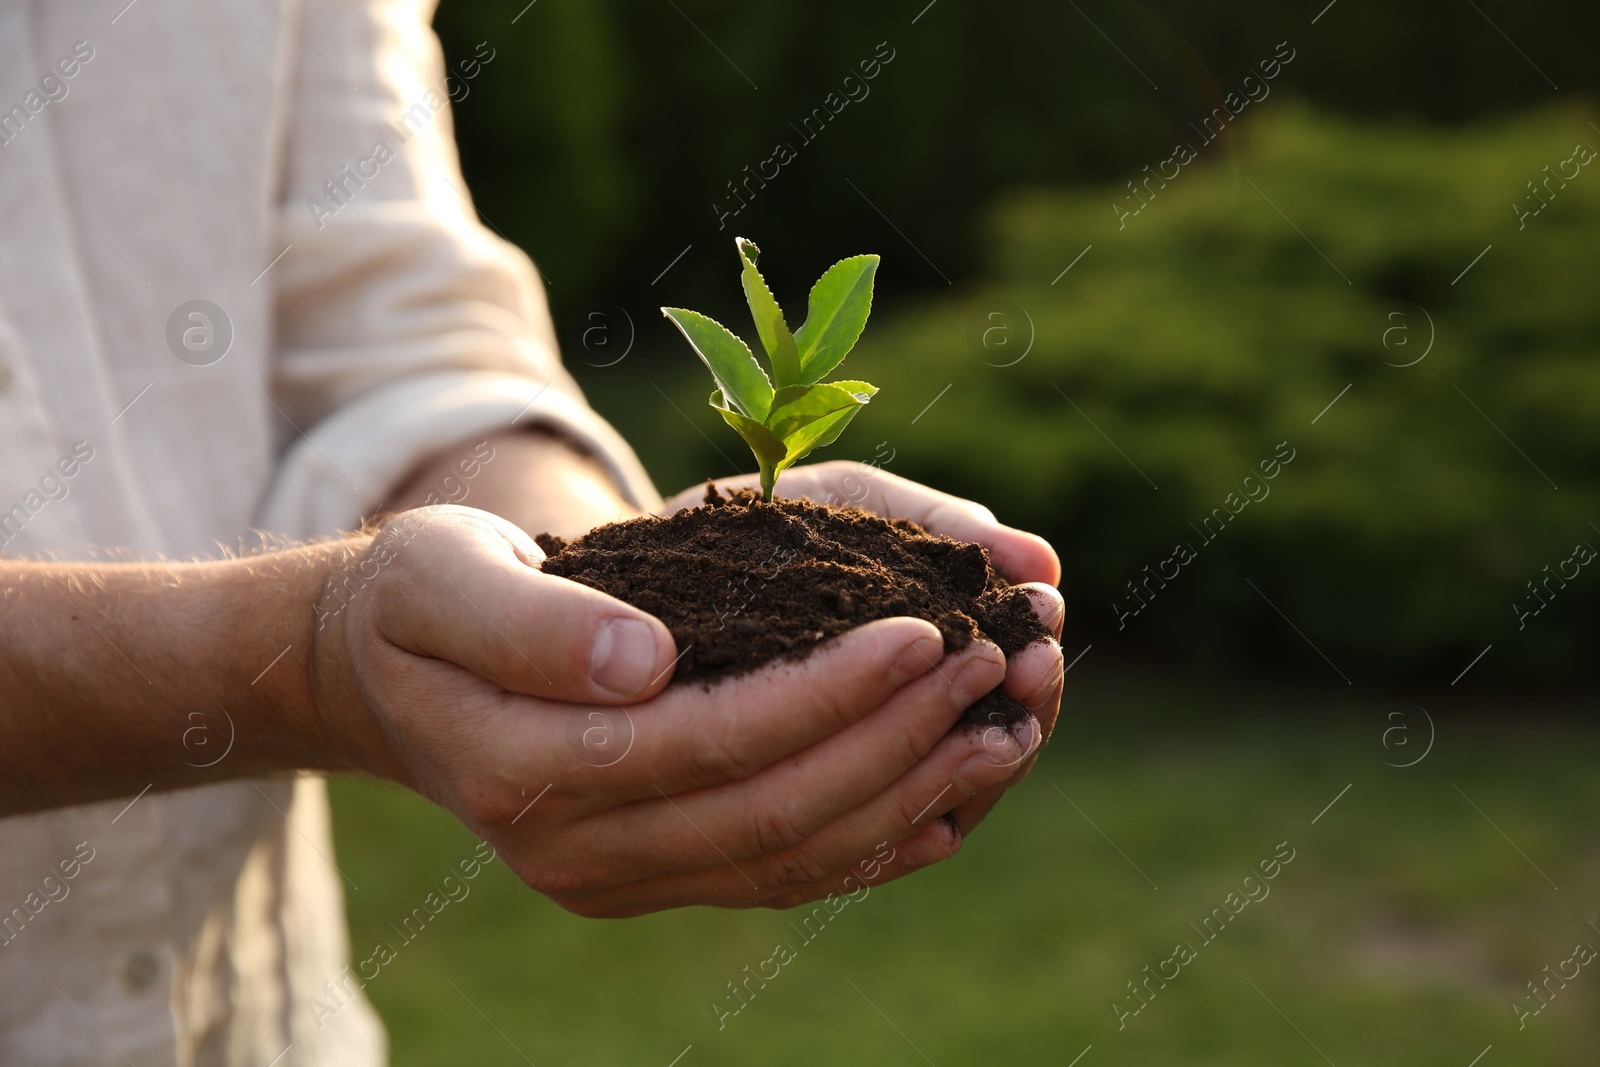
[428,1,1600,684]
[840,104,1600,683]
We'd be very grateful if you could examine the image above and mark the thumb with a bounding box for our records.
[376,507,678,703]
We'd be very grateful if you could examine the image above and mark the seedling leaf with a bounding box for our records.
[767,382,878,440]
[663,308,773,421]
[794,254,879,384]
[820,379,878,398]
[735,238,802,387]
[782,405,863,465]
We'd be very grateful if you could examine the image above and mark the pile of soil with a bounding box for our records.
[536,485,1051,728]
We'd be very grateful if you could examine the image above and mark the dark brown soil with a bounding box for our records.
[536,485,1051,728]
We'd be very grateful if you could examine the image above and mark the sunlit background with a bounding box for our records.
[330,2,1600,1063]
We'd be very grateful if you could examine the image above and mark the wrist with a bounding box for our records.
[300,532,402,781]
[252,537,357,774]
[178,541,363,778]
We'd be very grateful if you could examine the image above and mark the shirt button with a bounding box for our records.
[122,949,161,993]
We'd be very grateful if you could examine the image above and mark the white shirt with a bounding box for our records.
[0,1,659,1063]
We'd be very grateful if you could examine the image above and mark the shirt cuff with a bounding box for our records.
[255,371,663,538]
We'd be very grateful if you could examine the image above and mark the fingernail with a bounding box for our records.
[889,633,944,688]
[1027,587,1065,634]
[1009,715,1041,758]
[949,642,1005,709]
[953,716,1037,793]
[589,618,660,696]
[1026,647,1064,709]
[905,817,962,867]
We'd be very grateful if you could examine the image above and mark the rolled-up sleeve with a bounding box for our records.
[256,0,659,537]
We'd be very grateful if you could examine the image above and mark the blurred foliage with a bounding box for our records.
[843,103,1600,683]
[598,106,1600,685]
[436,0,1600,310]
[330,678,1600,1065]
[429,3,1600,684]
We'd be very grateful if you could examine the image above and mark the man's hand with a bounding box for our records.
[663,461,1066,844]
[0,449,1058,915]
[311,505,1035,916]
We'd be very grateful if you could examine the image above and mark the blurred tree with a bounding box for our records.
[431,2,1599,685]
[435,0,1598,314]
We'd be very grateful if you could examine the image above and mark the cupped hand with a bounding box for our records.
[309,505,1040,917]
[663,461,1066,864]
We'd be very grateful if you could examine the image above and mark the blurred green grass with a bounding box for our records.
[329,677,1600,1065]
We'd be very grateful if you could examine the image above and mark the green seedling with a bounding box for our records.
[662,237,880,502]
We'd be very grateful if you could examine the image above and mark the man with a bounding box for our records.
[0,1,1064,1063]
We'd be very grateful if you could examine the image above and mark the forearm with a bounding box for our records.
[0,541,361,816]
[383,428,647,538]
